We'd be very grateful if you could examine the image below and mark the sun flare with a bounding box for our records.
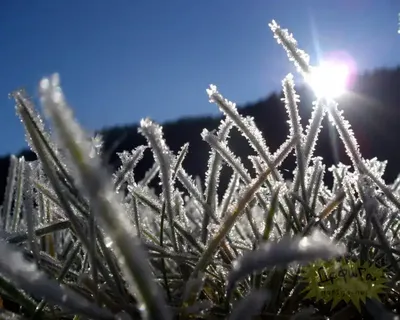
[306,61,350,99]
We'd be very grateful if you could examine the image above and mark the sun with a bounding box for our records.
[305,60,350,99]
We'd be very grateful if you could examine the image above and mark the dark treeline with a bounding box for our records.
[1,66,400,204]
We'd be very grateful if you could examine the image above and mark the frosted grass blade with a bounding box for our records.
[263,184,282,241]
[269,20,311,75]
[139,119,178,251]
[282,74,306,198]
[0,240,113,319]
[226,231,346,296]
[190,137,295,278]
[202,119,233,243]
[114,146,147,191]
[206,85,281,181]
[39,74,171,320]
[6,220,71,244]
[1,155,17,231]
[11,157,25,232]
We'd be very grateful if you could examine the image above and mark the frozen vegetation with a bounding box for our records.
[0,20,398,319]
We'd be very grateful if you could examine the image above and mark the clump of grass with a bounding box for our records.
[0,19,399,320]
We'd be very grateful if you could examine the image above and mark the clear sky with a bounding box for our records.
[1,0,399,156]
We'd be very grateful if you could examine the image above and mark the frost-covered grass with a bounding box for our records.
[0,20,399,320]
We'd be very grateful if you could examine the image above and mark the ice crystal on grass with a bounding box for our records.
[282,74,303,139]
[201,128,252,184]
[227,231,346,294]
[207,84,280,181]
[114,145,147,191]
[269,20,311,75]
[303,100,326,164]
[11,89,51,155]
[326,100,364,171]
[204,118,233,209]
[2,18,400,320]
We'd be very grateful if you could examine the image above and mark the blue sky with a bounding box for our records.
[1,0,399,156]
